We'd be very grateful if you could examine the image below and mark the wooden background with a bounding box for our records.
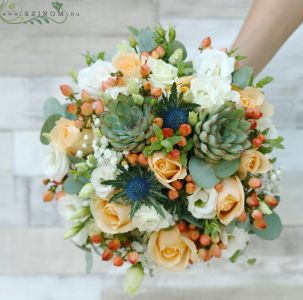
[0,1,302,299]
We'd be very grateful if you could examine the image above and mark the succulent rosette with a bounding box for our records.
[40,25,284,295]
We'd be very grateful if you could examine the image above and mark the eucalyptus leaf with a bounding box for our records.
[63,175,84,194]
[232,66,254,89]
[236,215,252,232]
[189,156,219,189]
[137,28,156,52]
[253,212,283,240]
[213,159,240,179]
[43,97,65,119]
[40,114,61,145]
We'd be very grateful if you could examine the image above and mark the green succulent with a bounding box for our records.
[193,103,251,164]
[100,97,154,152]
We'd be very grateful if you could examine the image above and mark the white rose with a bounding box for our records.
[58,194,82,221]
[90,166,115,198]
[147,57,178,88]
[191,77,240,110]
[187,187,218,219]
[220,227,249,258]
[193,49,235,81]
[78,59,116,96]
[132,205,174,232]
[43,144,70,182]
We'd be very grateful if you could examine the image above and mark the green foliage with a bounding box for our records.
[253,212,283,240]
[256,76,274,88]
[43,97,65,119]
[236,215,252,232]
[83,50,106,66]
[247,258,257,266]
[229,249,243,263]
[63,175,84,194]
[40,114,61,145]
[258,136,284,154]
[232,66,254,89]
[213,159,240,179]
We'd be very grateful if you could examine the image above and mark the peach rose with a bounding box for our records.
[90,197,134,234]
[239,87,273,117]
[238,149,271,179]
[148,152,187,189]
[112,53,141,80]
[148,226,198,271]
[50,118,93,155]
[216,176,245,225]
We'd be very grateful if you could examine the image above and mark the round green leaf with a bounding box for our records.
[170,40,187,59]
[63,176,84,194]
[254,212,283,240]
[40,114,61,145]
[213,159,240,179]
[43,97,65,119]
[189,156,219,189]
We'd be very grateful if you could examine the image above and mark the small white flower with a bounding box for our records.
[220,227,249,259]
[147,57,178,88]
[132,205,174,232]
[191,77,240,110]
[187,187,218,219]
[194,49,235,81]
[90,167,115,198]
[43,144,70,182]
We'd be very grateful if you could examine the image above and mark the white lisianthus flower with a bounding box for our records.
[147,57,178,88]
[78,59,116,96]
[58,194,82,221]
[191,77,240,110]
[124,264,145,296]
[220,227,249,259]
[43,144,70,182]
[90,166,115,198]
[193,49,235,81]
[187,187,218,219]
[132,205,174,232]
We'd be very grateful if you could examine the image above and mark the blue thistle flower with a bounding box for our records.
[163,108,188,130]
[125,177,151,202]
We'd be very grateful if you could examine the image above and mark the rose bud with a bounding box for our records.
[60,84,73,97]
[177,136,187,147]
[178,221,187,233]
[126,153,138,165]
[43,191,54,202]
[179,124,192,137]
[171,180,183,190]
[168,189,179,200]
[81,102,93,116]
[81,90,91,102]
[264,195,279,208]
[198,248,212,261]
[102,248,113,261]
[210,244,221,258]
[67,103,77,115]
[143,81,151,91]
[138,153,148,166]
[189,230,200,242]
[42,178,49,185]
[199,37,212,49]
[90,234,102,244]
[128,251,140,265]
[140,64,151,77]
[167,149,180,160]
[246,196,259,208]
[185,175,193,182]
[162,128,174,138]
[199,234,211,247]
[185,182,196,194]
[251,209,263,220]
[257,133,266,143]
[248,177,262,189]
[153,117,164,128]
[94,101,104,114]
[237,211,247,223]
[113,256,124,267]
[252,138,263,148]
[245,108,263,119]
[108,239,121,251]
[254,218,267,230]
[151,87,162,98]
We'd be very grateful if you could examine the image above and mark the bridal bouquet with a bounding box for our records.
[40,25,284,295]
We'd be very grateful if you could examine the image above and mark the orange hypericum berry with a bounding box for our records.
[237,211,247,223]
[178,221,187,233]
[150,136,158,143]
[90,234,102,244]
[245,108,262,119]
[179,124,192,137]
[254,218,267,230]
[264,195,279,208]
[55,190,65,200]
[249,177,262,189]
[60,84,73,97]
[140,64,151,77]
[143,81,151,91]
[151,50,160,59]
[257,133,266,143]
[185,175,193,182]
[171,180,183,190]
[214,182,223,192]
[138,153,148,166]
[252,138,262,148]
[102,78,116,91]
[74,119,84,129]
[177,136,187,147]
[153,117,164,128]
[198,248,212,261]
[127,153,139,165]
[151,87,162,98]
[210,244,221,258]
[251,209,263,220]
[108,239,121,251]
[81,102,93,116]
[162,128,174,138]
[199,234,211,247]
[168,189,179,200]
[94,101,104,114]
[43,191,54,202]
[199,37,212,49]
[167,149,180,160]
[248,119,257,130]
[189,230,200,242]
[128,251,140,265]
[67,103,77,115]
[246,195,259,208]
[155,45,165,58]
[81,90,91,102]
[186,182,196,194]
[113,256,124,267]
[102,248,113,261]
[188,224,196,230]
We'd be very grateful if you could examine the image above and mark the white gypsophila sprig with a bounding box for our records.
[257,168,282,195]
